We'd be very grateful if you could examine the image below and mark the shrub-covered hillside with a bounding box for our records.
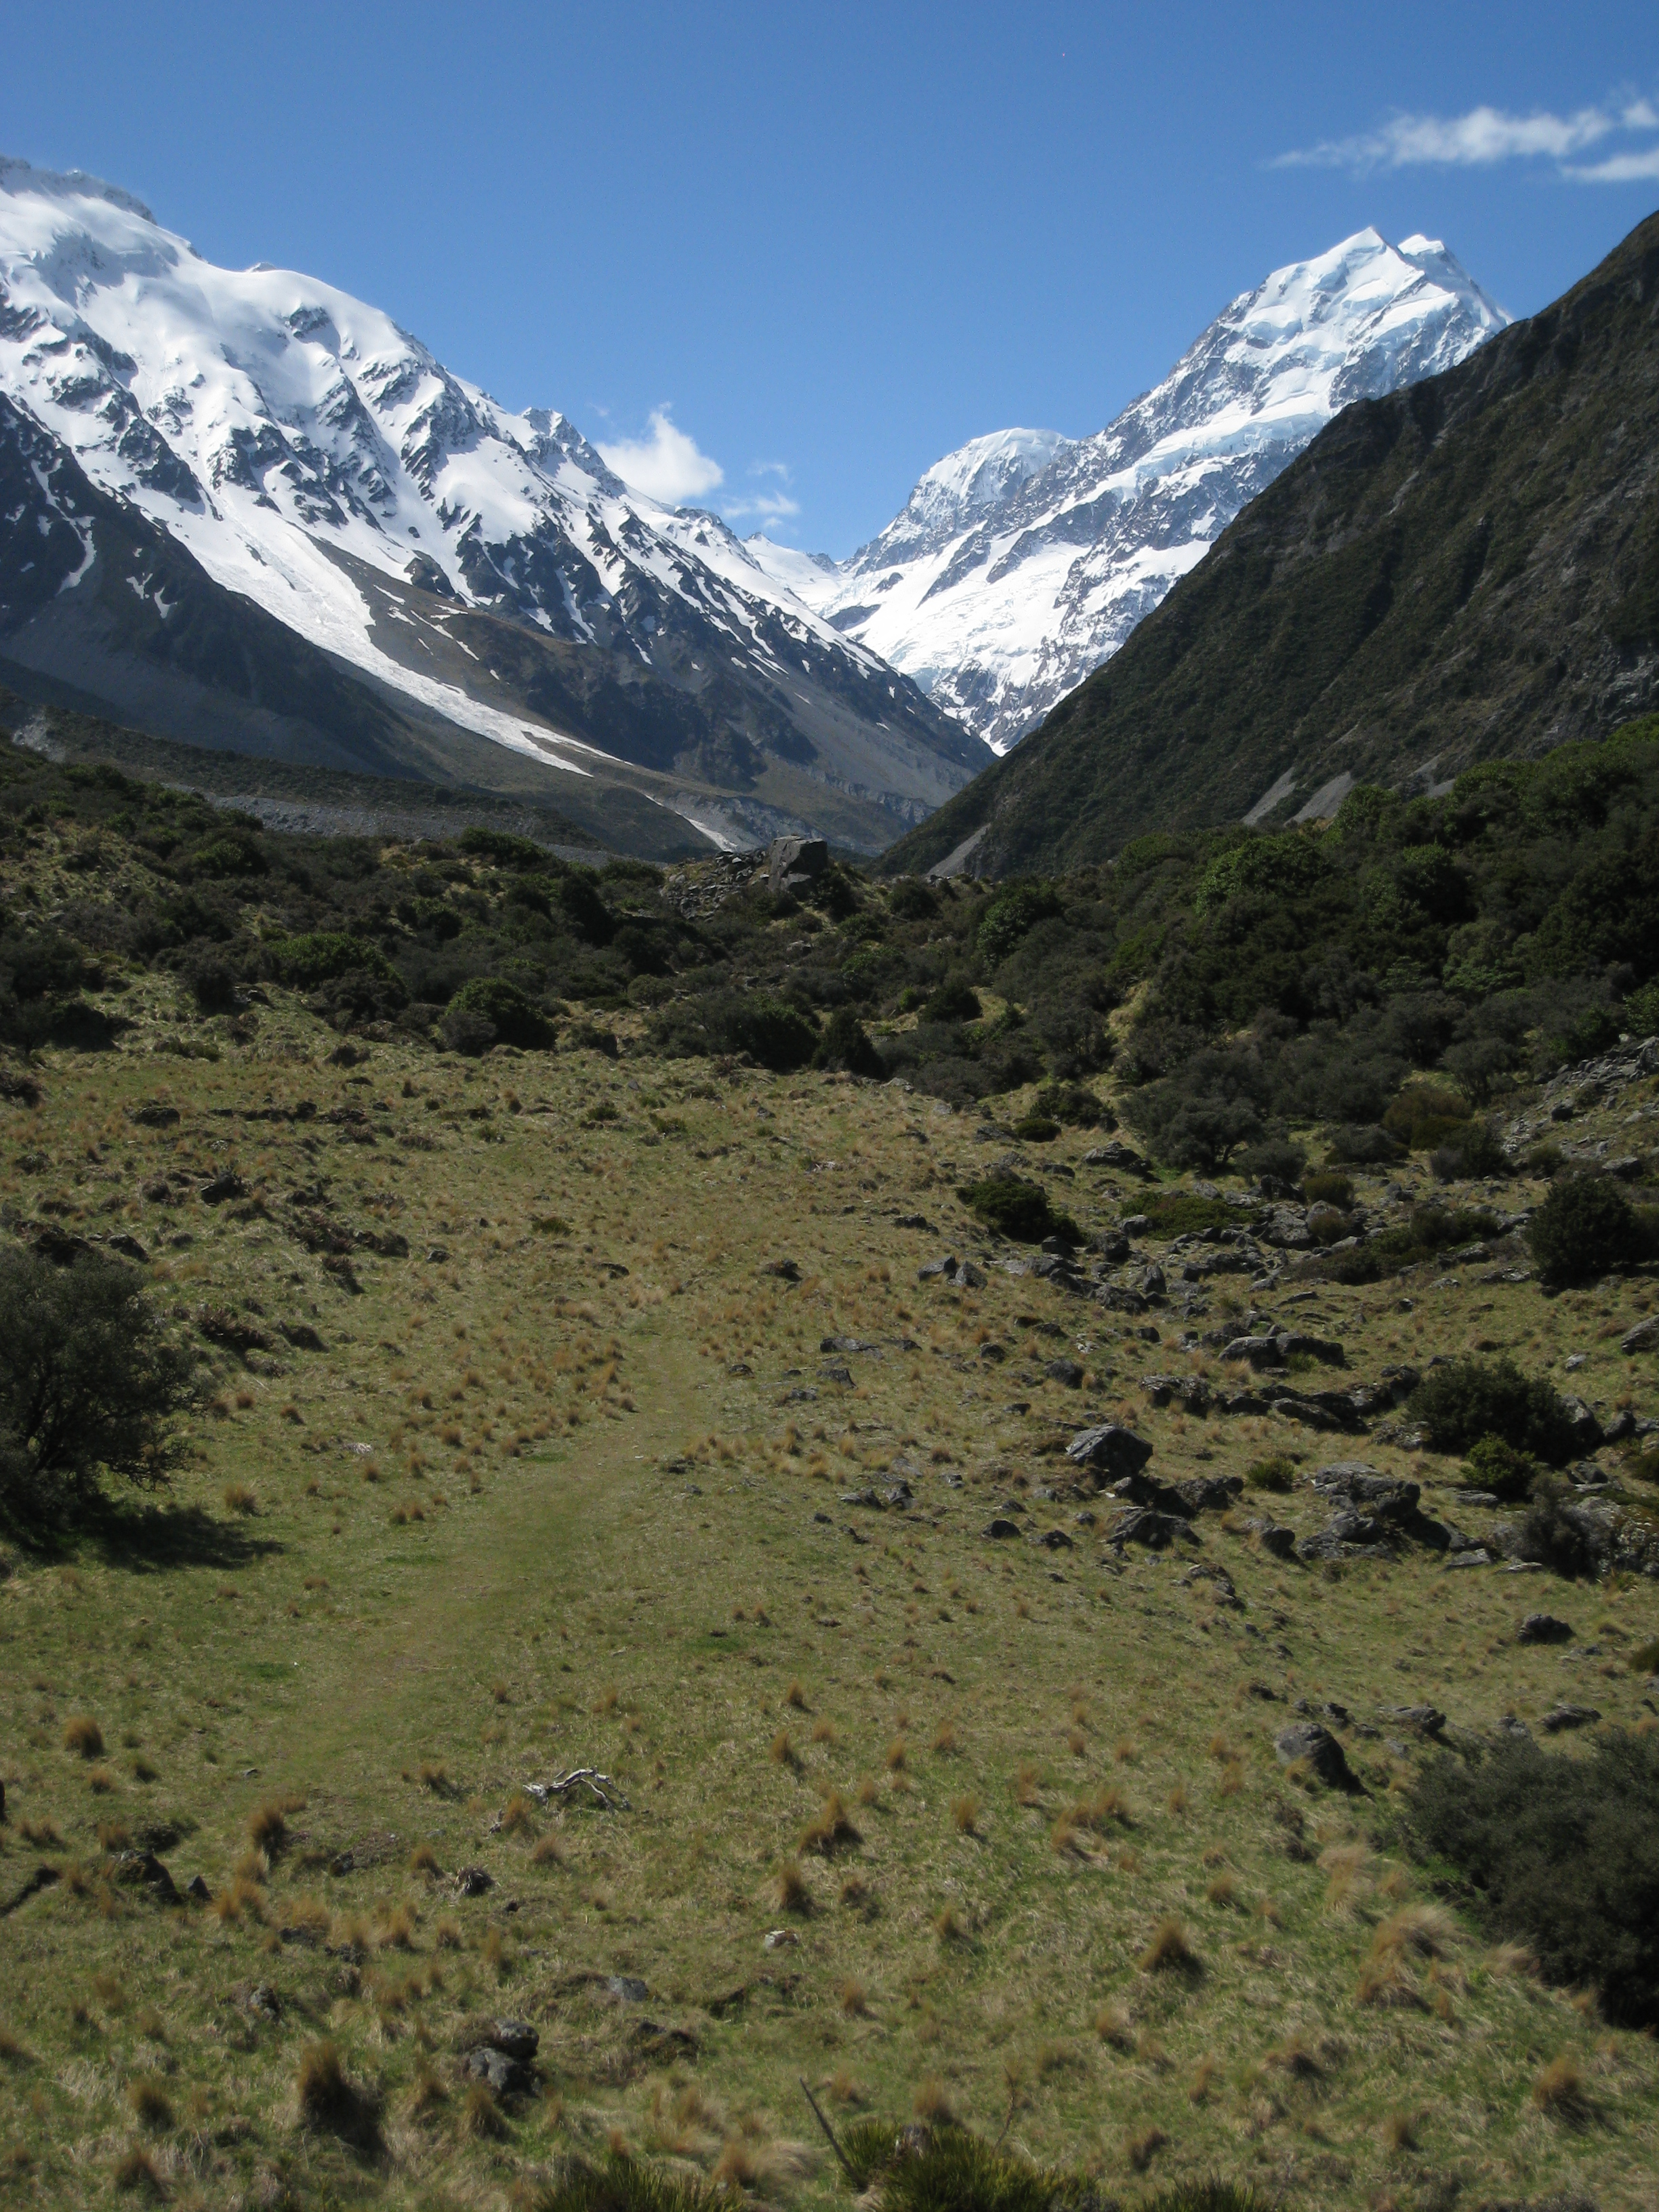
[5,720,1659,1162]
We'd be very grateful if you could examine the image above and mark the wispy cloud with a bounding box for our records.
[596,407,723,504]
[722,461,802,527]
[1276,95,1659,180]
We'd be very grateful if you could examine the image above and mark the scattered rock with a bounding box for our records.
[1065,1424,1154,1484]
[1542,1703,1601,1734]
[1495,1714,1534,1742]
[465,2045,533,2097]
[981,1517,1022,1540]
[607,1975,649,2003]
[1033,1526,1074,1550]
[762,1928,798,1952]
[1379,1705,1446,1737]
[185,1874,212,1901]
[1274,1722,1357,1790]
[1518,1612,1574,1645]
[768,835,828,896]
[1621,1316,1659,1354]
[1045,1359,1084,1387]
[453,1866,494,1898]
[199,1170,246,1205]
[235,1982,282,2022]
[104,1234,150,1262]
[1110,1507,1197,1551]
[760,1258,802,1282]
[111,1849,179,1902]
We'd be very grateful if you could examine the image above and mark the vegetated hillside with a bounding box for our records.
[7,718,1659,1157]
[3,718,1659,2211]
[886,209,1659,880]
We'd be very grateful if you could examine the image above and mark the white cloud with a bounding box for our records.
[596,407,723,504]
[1566,143,1659,182]
[1276,96,1659,178]
[721,489,802,524]
[722,460,800,525]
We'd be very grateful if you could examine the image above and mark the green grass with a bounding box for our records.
[2,798,1658,2211]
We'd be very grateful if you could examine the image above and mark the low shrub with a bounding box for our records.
[1430,1120,1511,1181]
[1244,1456,1296,1493]
[1383,1083,1470,1151]
[445,977,554,1052]
[1324,1123,1406,1166]
[1301,1170,1353,1208]
[1011,1115,1060,1142]
[1033,1080,1110,1128]
[1404,1730,1659,2027]
[1240,1137,1307,1185]
[1407,1357,1577,1465]
[1459,1434,1541,1503]
[956,1177,1081,1246]
[266,931,398,991]
[1137,1193,1238,1237]
[1319,1203,1502,1284]
[1512,1483,1616,1579]
[815,1006,883,1077]
[1530,1172,1654,1288]
[921,979,981,1023]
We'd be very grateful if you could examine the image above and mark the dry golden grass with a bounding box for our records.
[1533,2055,1592,2123]
[771,1859,811,1914]
[62,1716,104,1759]
[1094,2001,1134,2049]
[1014,1761,1042,1805]
[1125,2123,1168,2172]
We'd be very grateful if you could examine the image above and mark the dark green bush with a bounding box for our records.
[1549,1002,1623,1065]
[459,826,550,868]
[1404,1731,1659,2026]
[1382,1082,1470,1151]
[1010,1114,1060,1142]
[956,1177,1080,1245]
[1512,1482,1610,1578]
[1406,1356,1577,1465]
[1138,1193,1239,1237]
[1324,1124,1405,1166]
[977,882,1062,966]
[0,1248,194,1524]
[1459,1434,1541,1502]
[921,979,981,1023]
[1319,1202,1502,1284]
[814,1006,882,1077]
[1430,1119,1511,1181]
[1240,1137,1307,1186]
[267,931,399,989]
[445,977,554,1051]
[1032,1080,1108,1128]
[653,990,818,1071]
[1302,1170,1353,1208]
[886,878,939,921]
[1530,1172,1654,1287]
[554,872,615,947]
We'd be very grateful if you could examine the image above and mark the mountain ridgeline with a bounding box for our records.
[0,159,989,857]
[884,209,1659,880]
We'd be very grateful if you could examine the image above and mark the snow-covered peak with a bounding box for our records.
[0,157,985,841]
[812,227,1509,752]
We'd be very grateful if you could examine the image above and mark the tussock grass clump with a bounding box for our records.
[1532,2054,1593,2123]
[951,1793,980,1835]
[125,2076,173,2131]
[800,1791,861,1856]
[112,2148,165,2198]
[247,1799,296,1854]
[1139,1917,1198,1974]
[295,2040,381,2148]
[525,2152,731,2212]
[462,2081,508,2139]
[771,1860,811,1914]
[63,1716,104,1759]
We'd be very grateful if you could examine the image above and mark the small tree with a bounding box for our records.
[1530,1172,1652,1287]
[0,1248,194,1524]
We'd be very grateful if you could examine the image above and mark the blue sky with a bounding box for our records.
[3,1,1656,556]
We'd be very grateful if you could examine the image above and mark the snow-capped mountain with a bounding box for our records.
[753,230,1509,754]
[0,159,989,851]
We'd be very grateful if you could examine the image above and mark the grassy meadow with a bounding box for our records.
[3,968,1658,2210]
